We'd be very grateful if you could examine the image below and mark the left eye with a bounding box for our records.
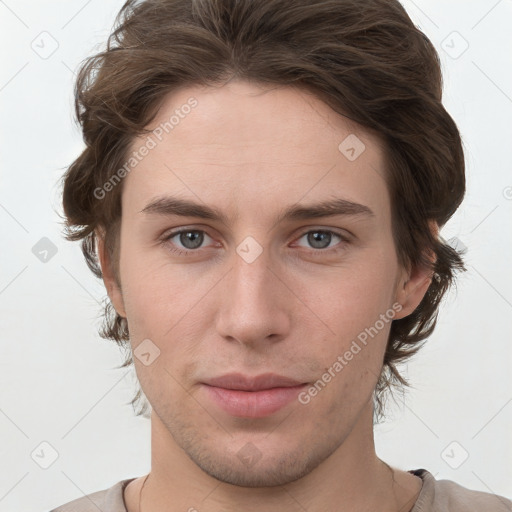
[295,230,345,250]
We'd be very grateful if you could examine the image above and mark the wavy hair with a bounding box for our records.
[61,0,466,420]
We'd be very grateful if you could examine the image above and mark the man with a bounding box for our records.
[52,0,511,510]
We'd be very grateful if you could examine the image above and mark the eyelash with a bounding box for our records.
[160,228,350,257]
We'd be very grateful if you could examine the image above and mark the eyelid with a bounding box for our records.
[291,228,351,250]
[161,223,215,237]
[160,225,352,254]
[294,226,351,239]
[161,227,217,245]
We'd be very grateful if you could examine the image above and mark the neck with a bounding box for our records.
[136,402,420,512]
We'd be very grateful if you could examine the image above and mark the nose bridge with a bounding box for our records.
[231,247,273,306]
[215,243,291,344]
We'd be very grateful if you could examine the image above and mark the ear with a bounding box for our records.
[393,221,438,320]
[96,228,127,318]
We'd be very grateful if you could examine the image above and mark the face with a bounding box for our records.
[100,80,429,487]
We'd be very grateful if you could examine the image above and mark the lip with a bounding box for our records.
[203,373,304,391]
[201,373,308,418]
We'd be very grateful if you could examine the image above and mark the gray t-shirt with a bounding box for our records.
[50,468,512,511]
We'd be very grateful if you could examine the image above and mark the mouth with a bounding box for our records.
[201,373,308,418]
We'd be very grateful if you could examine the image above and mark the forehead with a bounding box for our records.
[122,80,390,225]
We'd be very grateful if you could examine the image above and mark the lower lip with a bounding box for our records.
[202,384,307,418]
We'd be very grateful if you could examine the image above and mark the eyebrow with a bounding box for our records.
[140,195,374,226]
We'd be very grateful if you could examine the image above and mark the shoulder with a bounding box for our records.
[50,478,135,512]
[411,469,512,512]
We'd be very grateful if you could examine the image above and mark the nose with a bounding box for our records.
[215,246,292,348]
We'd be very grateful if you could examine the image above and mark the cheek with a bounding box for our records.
[307,256,397,340]
[117,253,173,347]
[118,250,223,375]
[119,239,200,322]
[299,253,397,397]
[302,309,389,420]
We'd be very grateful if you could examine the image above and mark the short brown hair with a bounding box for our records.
[61,0,466,420]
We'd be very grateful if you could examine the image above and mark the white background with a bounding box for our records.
[1,0,511,510]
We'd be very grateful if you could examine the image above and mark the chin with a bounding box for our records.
[186,445,322,488]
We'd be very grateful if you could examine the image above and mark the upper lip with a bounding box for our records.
[203,373,305,391]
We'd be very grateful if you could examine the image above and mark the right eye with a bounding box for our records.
[161,228,216,255]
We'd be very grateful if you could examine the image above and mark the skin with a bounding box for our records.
[97,79,433,511]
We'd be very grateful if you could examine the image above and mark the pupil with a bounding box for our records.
[308,231,331,249]
[180,231,203,249]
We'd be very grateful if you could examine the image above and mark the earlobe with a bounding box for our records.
[393,268,433,320]
[393,220,439,320]
[96,229,127,318]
